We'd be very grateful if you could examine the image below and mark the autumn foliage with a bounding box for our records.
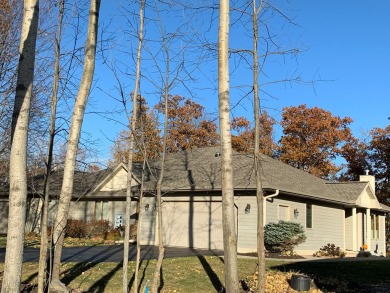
[279,104,352,178]
[231,111,277,156]
[155,95,219,153]
[111,96,161,164]
[369,125,390,199]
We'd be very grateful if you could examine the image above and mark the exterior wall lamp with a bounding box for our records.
[245,204,251,214]
[294,208,299,218]
[145,203,150,211]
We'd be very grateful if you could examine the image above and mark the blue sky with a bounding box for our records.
[83,1,390,165]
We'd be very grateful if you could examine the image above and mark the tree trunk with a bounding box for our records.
[149,39,170,293]
[1,1,39,292]
[218,0,239,292]
[134,160,146,292]
[51,0,100,282]
[123,1,145,292]
[252,1,266,292]
[37,1,64,292]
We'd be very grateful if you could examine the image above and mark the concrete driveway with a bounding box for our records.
[0,245,224,263]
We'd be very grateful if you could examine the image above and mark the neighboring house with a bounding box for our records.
[1,146,389,256]
[135,146,390,255]
[0,164,141,234]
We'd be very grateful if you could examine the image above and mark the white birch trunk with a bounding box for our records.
[1,0,39,292]
[51,0,100,281]
[218,0,239,291]
[123,1,144,292]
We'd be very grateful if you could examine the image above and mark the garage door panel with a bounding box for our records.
[162,201,223,250]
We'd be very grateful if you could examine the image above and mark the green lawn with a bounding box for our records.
[0,257,270,293]
[2,257,390,292]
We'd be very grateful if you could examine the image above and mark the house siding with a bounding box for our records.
[0,199,8,234]
[68,199,136,226]
[357,209,363,248]
[24,198,58,233]
[266,195,345,254]
[297,203,345,253]
[345,209,353,250]
[100,168,129,191]
[139,196,156,245]
[236,195,258,253]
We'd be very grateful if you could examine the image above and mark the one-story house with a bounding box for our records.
[1,146,389,255]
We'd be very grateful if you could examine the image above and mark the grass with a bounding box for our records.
[2,257,390,292]
[2,235,390,291]
[0,257,271,292]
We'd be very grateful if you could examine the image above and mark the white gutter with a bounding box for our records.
[263,189,279,226]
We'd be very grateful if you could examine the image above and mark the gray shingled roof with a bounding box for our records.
[1,163,144,199]
[28,168,113,198]
[143,146,373,206]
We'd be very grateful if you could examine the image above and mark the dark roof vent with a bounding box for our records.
[215,151,221,157]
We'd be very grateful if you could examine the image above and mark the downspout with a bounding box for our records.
[263,190,279,226]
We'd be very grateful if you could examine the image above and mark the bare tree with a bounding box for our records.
[252,1,266,291]
[1,0,39,292]
[37,1,64,292]
[122,0,145,292]
[218,0,239,291]
[50,0,101,284]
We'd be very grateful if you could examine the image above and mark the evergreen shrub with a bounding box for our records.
[264,220,306,255]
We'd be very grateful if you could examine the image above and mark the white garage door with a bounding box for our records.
[162,201,224,250]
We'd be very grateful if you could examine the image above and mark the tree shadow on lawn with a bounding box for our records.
[272,259,390,292]
[196,255,225,292]
[187,248,225,292]
[87,262,122,293]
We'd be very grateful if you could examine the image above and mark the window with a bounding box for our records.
[371,214,380,239]
[306,204,312,228]
[278,205,290,221]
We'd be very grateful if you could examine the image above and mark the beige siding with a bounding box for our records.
[25,198,42,232]
[345,209,353,250]
[266,196,305,226]
[0,199,8,234]
[68,199,133,226]
[100,168,132,191]
[297,203,344,253]
[236,196,257,252]
[69,201,94,221]
[23,198,58,233]
[266,195,345,254]
[162,200,224,249]
[139,197,156,245]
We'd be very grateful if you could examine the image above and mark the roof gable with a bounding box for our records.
[90,163,140,194]
[355,185,382,209]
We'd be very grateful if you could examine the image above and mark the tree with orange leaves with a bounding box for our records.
[231,111,277,156]
[155,95,219,153]
[369,125,390,200]
[110,96,161,165]
[279,104,352,178]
